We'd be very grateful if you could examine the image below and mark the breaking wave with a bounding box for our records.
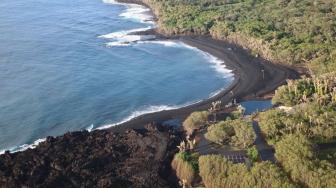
[97,105,179,129]
[0,138,46,155]
[99,27,155,47]
[102,0,154,24]
[136,40,234,79]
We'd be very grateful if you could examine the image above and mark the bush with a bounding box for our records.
[272,73,336,106]
[231,119,256,148]
[259,102,336,143]
[183,111,209,135]
[258,109,287,143]
[204,121,234,144]
[247,146,259,162]
[205,119,256,149]
[198,155,295,188]
[275,134,336,187]
[171,152,199,186]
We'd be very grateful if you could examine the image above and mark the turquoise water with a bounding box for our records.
[0,0,233,152]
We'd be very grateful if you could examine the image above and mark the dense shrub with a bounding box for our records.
[198,155,295,188]
[205,119,256,149]
[204,121,234,144]
[259,102,336,143]
[258,109,287,143]
[182,111,209,135]
[260,73,336,143]
[171,152,199,186]
[247,146,259,162]
[275,134,336,187]
[272,73,336,106]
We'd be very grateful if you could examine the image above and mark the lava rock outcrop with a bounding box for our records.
[0,124,180,188]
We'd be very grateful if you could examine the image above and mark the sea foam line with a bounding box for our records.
[0,123,96,155]
[0,138,46,155]
[101,0,156,46]
[102,0,233,78]
[102,0,154,24]
[95,40,234,129]
[137,40,234,79]
[97,105,179,130]
[98,26,152,39]
[98,26,155,47]
[96,97,204,130]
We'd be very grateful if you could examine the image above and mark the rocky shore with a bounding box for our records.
[0,124,181,188]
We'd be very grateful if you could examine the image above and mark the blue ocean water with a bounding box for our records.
[0,0,233,152]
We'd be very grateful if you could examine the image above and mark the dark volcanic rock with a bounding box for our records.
[0,124,180,188]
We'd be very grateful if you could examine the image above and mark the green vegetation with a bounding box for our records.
[258,109,287,143]
[273,73,336,106]
[247,146,259,162]
[227,106,245,120]
[275,134,336,187]
[144,0,336,74]
[171,151,199,186]
[198,155,296,188]
[205,118,256,148]
[176,74,336,187]
[259,73,336,143]
[257,73,336,187]
[182,111,209,135]
[259,103,336,143]
[204,120,234,144]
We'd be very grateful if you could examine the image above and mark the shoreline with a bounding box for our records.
[0,0,300,153]
[107,0,300,132]
[109,35,299,132]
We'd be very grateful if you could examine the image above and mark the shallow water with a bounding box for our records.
[0,0,233,152]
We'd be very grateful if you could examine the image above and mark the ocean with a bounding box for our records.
[0,0,233,153]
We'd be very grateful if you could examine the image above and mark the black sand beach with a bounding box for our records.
[109,34,299,132]
[105,0,300,132]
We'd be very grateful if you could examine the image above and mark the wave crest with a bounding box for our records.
[97,105,179,129]
[99,27,155,47]
[0,138,46,155]
[136,40,234,78]
[102,0,154,24]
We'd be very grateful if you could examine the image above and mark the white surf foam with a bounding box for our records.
[101,0,155,47]
[99,26,152,39]
[0,138,46,155]
[0,123,97,155]
[137,40,185,47]
[136,40,234,78]
[120,4,153,24]
[97,105,179,129]
[102,0,121,4]
[102,0,154,24]
[86,124,94,132]
[99,27,155,47]
[202,51,234,77]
